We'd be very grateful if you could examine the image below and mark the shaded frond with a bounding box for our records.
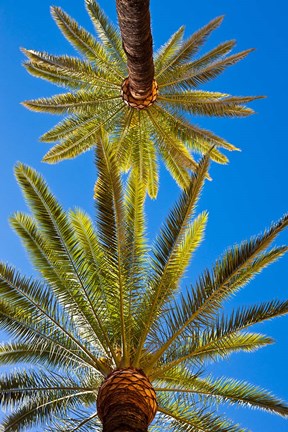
[0,342,76,370]
[157,393,247,432]
[2,388,93,432]
[0,368,93,410]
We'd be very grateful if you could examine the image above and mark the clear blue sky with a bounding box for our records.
[0,0,288,430]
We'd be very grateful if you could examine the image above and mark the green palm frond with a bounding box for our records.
[9,212,107,353]
[148,105,235,161]
[159,48,254,91]
[158,92,261,117]
[134,154,210,365]
[155,16,225,79]
[174,216,288,330]
[188,39,236,69]
[23,0,259,195]
[157,393,247,432]
[0,299,94,370]
[85,0,126,67]
[22,49,122,88]
[125,170,147,293]
[24,91,121,115]
[0,368,94,410]
[51,5,123,79]
[0,342,76,369]
[2,389,93,432]
[154,368,288,418]
[94,132,130,363]
[153,245,287,339]
[154,26,185,75]
[120,110,160,193]
[150,331,272,378]
[42,102,125,163]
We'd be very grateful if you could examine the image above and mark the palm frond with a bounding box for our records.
[149,246,288,364]
[156,16,224,79]
[23,90,120,115]
[180,216,288,329]
[157,393,247,432]
[213,299,288,339]
[155,369,288,418]
[154,26,185,75]
[85,0,127,67]
[190,39,236,69]
[134,155,209,366]
[13,164,117,368]
[158,92,261,117]
[124,170,147,351]
[0,264,111,374]
[2,388,93,432]
[124,170,147,295]
[151,332,272,378]
[160,49,254,91]
[51,6,123,79]
[9,212,107,355]
[42,101,124,163]
[0,342,77,370]
[94,131,129,363]
[22,49,122,88]
[0,368,93,410]
[69,209,119,364]
[0,299,94,370]
[146,108,198,171]
[150,104,235,161]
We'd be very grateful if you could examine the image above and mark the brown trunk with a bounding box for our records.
[97,368,157,432]
[116,0,155,100]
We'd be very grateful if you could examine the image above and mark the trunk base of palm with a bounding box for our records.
[97,368,157,432]
[121,78,158,110]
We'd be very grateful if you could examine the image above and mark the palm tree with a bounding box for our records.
[1,138,288,431]
[22,0,261,197]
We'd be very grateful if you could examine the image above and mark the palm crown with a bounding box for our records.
[1,134,288,431]
[23,0,260,197]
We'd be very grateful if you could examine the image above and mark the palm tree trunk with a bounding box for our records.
[116,0,155,100]
[97,368,157,432]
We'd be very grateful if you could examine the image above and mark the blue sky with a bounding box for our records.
[0,0,288,430]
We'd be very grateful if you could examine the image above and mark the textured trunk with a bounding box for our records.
[97,368,157,432]
[116,0,155,100]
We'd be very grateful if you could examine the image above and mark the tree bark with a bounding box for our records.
[116,0,155,100]
[97,368,157,432]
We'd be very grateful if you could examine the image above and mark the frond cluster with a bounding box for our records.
[22,0,261,196]
[0,145,287,430]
